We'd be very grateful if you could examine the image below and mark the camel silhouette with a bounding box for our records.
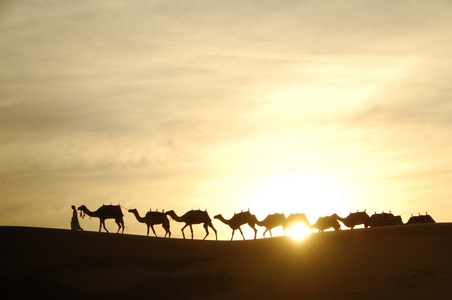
[70,205,83,231]
[78,204,125,233]
[257,213,287,238]
[128,208,171,238]
[407,213,435,224]
[370,211,403,227]
[285,213,311,232]
[165,210,217,240]
[214,211,259,240]
[311,215,341,232]
[335,211,370,229]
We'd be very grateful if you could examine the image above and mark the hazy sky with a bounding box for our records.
[1,0,452,239]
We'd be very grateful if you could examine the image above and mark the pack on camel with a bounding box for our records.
[214,210,259,240]
[165,209,217,240]
[78,204,125,233]
[407,213,435,224]
[369,211,403,227]
[128,208,171,238]
[257,213,287,238]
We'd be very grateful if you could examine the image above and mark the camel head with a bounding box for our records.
[128,208,137,214]
[165,210,175,219]
[77,205,87,219]
[213,214,221,220]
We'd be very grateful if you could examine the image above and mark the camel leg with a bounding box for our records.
[146,225,150,236]
[115,219,122,233]
[162,221,171,238]
[210,224,217,241]
[263,229,268,238]
[231,229,235,241]
[150,225,158,237]
[189,225,194,239]
[238,227,246,240]
[181,224,188,239]
[252,226,257,239]
[203,223,209,240]
[102,220,109,233]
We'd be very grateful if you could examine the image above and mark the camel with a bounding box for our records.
[335,211,370,229]
[214,211,259,240]
[311,215,341,232]
[78,204,124,233]
[407,213,435,224]
[285,213,312,233]
[70,205,83,231]
[257,213,287,238]
[369,211,403,227]
[165,210,217,240]
[128,208,171,238]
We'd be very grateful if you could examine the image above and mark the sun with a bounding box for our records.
[247,172,349,236]
[287,223,312,241]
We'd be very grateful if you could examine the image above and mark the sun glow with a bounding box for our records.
[287,223,312,241]
[248,173,349,234]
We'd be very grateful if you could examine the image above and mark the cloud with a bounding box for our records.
[350,58,452,128]
[2,0,452,230]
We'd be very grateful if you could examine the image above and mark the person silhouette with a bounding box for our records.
[71,205,83,231]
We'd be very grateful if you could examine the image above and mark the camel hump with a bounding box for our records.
[236,211,254,217]
[232,211,257,223]
[146,211,167,222]
[370,212,396,227]
[99,205,124,217]
[287,213,309,224]
[184,209,212,222]
[407,214,435,224]
[233,211,248,219]
[263,213,285,222]
[348,211,370,217]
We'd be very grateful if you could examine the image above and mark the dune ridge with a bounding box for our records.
[1,224,451,299]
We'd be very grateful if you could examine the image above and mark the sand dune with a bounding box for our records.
[1,224,451,299]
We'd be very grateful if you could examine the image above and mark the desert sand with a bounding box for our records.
[1,224,451,299]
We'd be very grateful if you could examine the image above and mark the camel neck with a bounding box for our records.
[82,208,97,218]
[131,210,146,223]
[217,215,230,225]
[168,211,184,222]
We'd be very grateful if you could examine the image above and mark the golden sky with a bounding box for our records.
[1,0,451,239]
